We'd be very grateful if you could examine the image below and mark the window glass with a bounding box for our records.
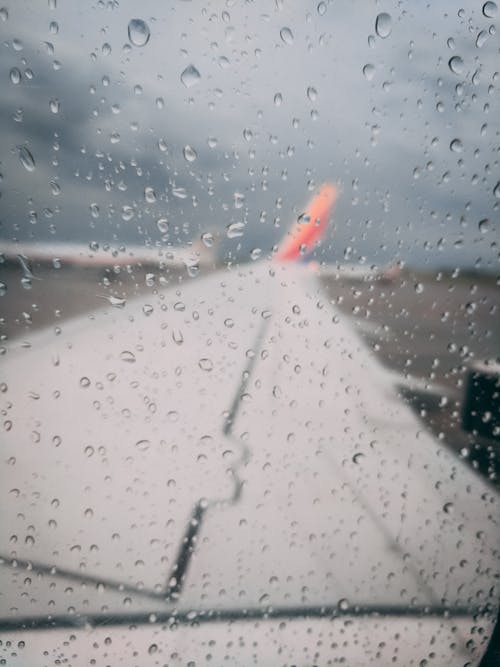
[0,1,499,665]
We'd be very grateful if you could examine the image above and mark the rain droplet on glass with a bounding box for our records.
[199,358,213,371]
[183,145,197,162]
[156,218,169,233]
[201,231,214,247]
[483,1,497,18]
[478,219,490,234]
[375,12,392,39]
[226,221,245,238]
[128,19,150,47]
[180,64,201,88]
[363,64,375,81]
[10,67,21,84]
[448,56,464,75]
[280,27,294,45]
[307,86,317,102]
[476,30,489,48]
[18,146,35,171]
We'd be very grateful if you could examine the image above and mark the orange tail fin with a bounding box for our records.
[275,183,338,262]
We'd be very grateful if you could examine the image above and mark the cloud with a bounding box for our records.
[0,0,498,268]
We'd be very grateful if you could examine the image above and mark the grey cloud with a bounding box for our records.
[0,0,498,268]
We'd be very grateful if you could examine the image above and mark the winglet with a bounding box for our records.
[274,183,338,262]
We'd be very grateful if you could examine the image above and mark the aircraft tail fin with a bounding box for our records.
[274,183,338,262]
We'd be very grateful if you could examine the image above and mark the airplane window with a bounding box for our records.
[0,1,499,665]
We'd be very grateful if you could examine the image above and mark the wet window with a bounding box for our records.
[0,1,499,665]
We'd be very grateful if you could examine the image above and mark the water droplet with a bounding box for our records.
[142,304,154,316]
[144,186,156,203]
[363,64,375,81]
[172,329,184,345]
[443,502,454,514]
[317,2,327,16]
[9,67,21,84]
[476,30,489,48]
[307,86,317,102]
[50,180,61,196]
[99,295,126,308]
[183,145,197,162]
[187,264,199,279]
[180,64,201,88]
[226,221,245,238]
[0,282,6,296]
[121,205,134,221]
[49,98,60,114]
[274,92,283,106]
[199,358,213,371]
[448,56,464,75]
[80,377,91,388]
[18,146,35,171]
[478,219,491,234]
[450,138,463,153]
[158,138,168,152]
[148,644,158,655]
[172,187,187,199]
[375,12,392,38]
[414,282,424,294]
[352,452,365,464]
[135,439,150,452]
[0,7,8,21]
[156,217,169,233]
[120,350,136,363]
[483,1,497,18]
[201,231,214,247]
[250,248,262,261]
[233,192,245,209]
[280,27,294,45]
[338,598,349,611]
[243,128,253,142]
[128,19,150,47]
[493,182,500,198]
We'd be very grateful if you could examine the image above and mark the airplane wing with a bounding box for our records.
[0,186,498,665]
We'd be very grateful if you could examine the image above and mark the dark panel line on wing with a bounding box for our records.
[164,501,206,599]
[163,316,272,599]
[0,602,490,632]
[223,317,271,436]
[0,554,165,601]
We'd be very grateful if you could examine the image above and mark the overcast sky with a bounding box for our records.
[0,0,498,269]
